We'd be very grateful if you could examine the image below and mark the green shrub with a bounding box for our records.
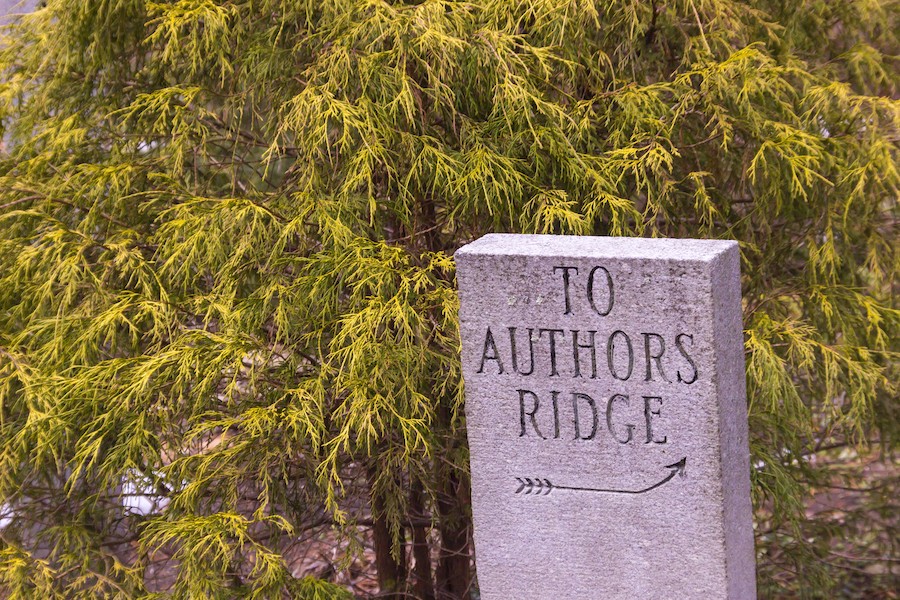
[0,1,896,598]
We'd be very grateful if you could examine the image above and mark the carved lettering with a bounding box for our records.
[606,394,635,444]
[510,389,669,445]
[477,327,504,374]
[474,267,703,448]
[607,330,634,381]
[572,392,599,440]
[571,329,598,379]
[539,328,565,376]
[643,396,667,444]
[553,266,578,315]
[551,390,561,438]
[508,327,536,376]
[642,333,671,382]
[518,389,545,439]
[675,333,699,384]
[587,266,614,316]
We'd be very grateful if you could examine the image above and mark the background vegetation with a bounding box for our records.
[0,0,896,598]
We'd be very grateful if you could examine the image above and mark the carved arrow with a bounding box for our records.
[514,457,687,496]
[514,477,553,495]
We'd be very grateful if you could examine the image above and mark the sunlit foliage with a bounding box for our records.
[0,0,896,598]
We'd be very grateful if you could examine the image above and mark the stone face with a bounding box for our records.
[455,234,755,600]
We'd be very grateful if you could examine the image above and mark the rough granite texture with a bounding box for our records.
[455,234,755,599]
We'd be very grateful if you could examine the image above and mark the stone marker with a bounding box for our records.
[455,234,755,599]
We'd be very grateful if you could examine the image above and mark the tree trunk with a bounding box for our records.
[433,405,472,600]
[410,479,436,600]
[369,469,407,598]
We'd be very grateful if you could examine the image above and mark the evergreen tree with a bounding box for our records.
[0,1,896,598]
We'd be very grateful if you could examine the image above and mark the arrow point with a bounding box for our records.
[665,457,687,478]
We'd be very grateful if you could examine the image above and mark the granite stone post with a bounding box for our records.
[456,234,755,599]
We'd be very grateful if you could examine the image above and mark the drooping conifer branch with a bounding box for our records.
[0,0,896,598]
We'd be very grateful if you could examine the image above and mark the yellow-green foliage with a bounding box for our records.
[0,0,896,598]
